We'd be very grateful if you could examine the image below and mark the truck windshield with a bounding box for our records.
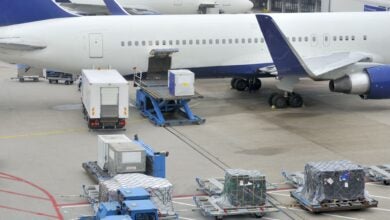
[134,213,156,220]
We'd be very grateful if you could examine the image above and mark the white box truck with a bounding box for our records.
[97,135,132,170]
[81,69,129,129]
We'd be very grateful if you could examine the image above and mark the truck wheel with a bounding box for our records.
[19,78,24,82]
[55,80,58,84]
[48,79,52,84]
[65,81,69,85]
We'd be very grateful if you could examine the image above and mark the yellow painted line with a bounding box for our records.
[0,128,87,140]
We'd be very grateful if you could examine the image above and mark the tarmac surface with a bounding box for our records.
[0,61,389,220]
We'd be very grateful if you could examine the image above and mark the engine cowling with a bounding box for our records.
[329,65,390,99]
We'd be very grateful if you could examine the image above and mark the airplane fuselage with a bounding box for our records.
[0,12,389,78]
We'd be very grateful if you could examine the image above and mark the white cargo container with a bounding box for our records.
[168,69,195,96]
[81,69,129,129]
[97,135,132,170]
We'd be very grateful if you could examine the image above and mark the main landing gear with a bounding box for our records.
[268,92,304,109]
[231,77,262,91]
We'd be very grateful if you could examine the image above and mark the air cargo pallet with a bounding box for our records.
[193,196,278,219]
[135,80,205,126]
[11,76,40,82]
[281,171,304,188]
[196,177,277,196]
[364,164,390,185]
[290,191,378,213]
[82,161,111,183]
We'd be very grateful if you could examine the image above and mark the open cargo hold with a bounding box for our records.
[292,160,378,212]
[81,69,129,129]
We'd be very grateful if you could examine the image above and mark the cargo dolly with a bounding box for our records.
[290,191,378,213]
[364,164,390,185]
[193,196,278,219]
[134,72,205,126]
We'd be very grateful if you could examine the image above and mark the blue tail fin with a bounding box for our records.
[256,14,309,77]
[103,0,130,15]
[0,0,76,26]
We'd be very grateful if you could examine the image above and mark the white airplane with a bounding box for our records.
[59,0,254,15]
[1,0,390,109]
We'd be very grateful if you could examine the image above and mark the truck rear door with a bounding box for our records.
[100,87,119,118]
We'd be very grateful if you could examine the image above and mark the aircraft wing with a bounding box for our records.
[256,14,376,80]
[0,38,46,51]
[58,3,110,15]
[58,2,159,15]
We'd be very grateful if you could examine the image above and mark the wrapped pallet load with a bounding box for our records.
[99,173,175,216]
[298,160,366,205]
[223,169,267,207]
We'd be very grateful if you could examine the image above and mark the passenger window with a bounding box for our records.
[176,40,180,45]
[292,37,296,42]
[235,38,239,44]
[127,41,132,46]
[209,39,213,44]
[339,36,343,41]
[324,36,328,41]
[363,35,367,40]
[182,40,186,45]
[135,41,139,46]
[248,38,252,43]
[312,36,316,42]
[162,40,166,45]
[222,39,226,44]
[261,38,264,43]
[241,38,245,44]
[155,40,159,46]
[169,40,173,45]
[202,39,206,44]
[298,37,302,42]
[148,41,153,46]
[228,39,233,44]
[345,36,349,41]
[333,36,337,41]
[215,39,219,44]
[121,41,125,47]
[304,36,308,42]
[142,41,146,46]
[351,36,355,41]
[254,38,258,43]
[189,40,193,45]
[196,39,200,45]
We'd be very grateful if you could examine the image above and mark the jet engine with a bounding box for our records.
[329,65,390,99]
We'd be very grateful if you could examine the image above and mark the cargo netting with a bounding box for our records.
[296,160,366,205]
[221,169,267,207]
[99,173,174,215]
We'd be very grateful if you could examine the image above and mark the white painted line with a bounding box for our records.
[369,195,390,200]
[60,204,91,209]
[366,182,389,187]
[263,217,280,220]
[322,213,364,220]
[268,189,293,193]
[267,192,290,197]
[373,207,390,212]
[173,201,196,207]
[173,196,195,200]
[179,217,196,220]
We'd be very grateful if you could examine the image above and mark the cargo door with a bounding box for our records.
[100,87,119,118]
[89,33,103,58]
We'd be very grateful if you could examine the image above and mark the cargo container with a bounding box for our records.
[168,69,195,96]
[107,142,146,176]
[98,135,132,170]
[81,69,129,129]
